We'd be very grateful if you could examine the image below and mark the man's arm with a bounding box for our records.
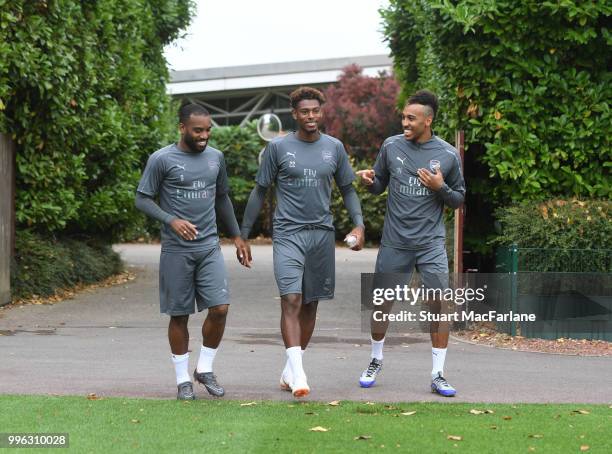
[417,153,465,209]
[215,193,241,238]
[135,192,176,225]
[338,183,364,228]
[215,154,251,266]
[338,183,366,251]
[356,169,389,195]
[135,192,198,241]
[240,184,268,239]
[437,181,465,209]
[216,193,251,267]
[357,142,390,194]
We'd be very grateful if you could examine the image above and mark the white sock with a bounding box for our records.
[432,347,447,378]
[371,337,385,360]
[172,352,191,385]
[283,349,304,378]
[196,345,217,373]
[286,346,305,380]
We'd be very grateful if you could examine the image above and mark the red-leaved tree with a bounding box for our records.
[322,64,401,158]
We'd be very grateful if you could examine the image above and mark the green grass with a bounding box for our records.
[0,396,610,453]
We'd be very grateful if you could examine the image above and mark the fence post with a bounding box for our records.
[509,243,519,336]
[0,133,15,306]
[453,130,465,275]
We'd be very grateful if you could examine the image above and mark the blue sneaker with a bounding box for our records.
[431,372,456,397]
[359,358,383,388]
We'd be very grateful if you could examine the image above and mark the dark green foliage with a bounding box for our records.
[207,121,270,236]
[10,230,123,299]
[0,0,193,238]
[209,122,264,211]
[331,161,388,243]
[493,199,611,250]
[382,0,611,204]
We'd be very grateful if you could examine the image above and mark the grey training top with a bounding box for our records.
[255,132,357,238]
[370,134,465,249]
[137,143,230,252]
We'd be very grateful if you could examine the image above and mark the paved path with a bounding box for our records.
[1,244,610,403]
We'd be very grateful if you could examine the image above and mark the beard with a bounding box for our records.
[183,134,207,153]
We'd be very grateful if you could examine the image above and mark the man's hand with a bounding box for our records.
[345,225,365,251]
[356,169,375,186]
[417,167,444,192]
[170,219,198,241]
[233,236,252,268]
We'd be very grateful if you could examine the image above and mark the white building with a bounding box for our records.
[167,54,392,127]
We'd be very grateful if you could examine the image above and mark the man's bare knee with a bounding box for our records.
[207,305,229,322]
[281,294,302,315]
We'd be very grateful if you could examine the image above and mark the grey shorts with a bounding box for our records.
[374,243,449,290]
[273,228,335,303]
[159,246,229,316]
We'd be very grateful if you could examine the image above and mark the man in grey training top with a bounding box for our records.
[136,103,250,400]
[241,87,365,398]
[356,90,465,396]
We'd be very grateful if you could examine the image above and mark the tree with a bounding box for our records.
[0,0,193,238]
[382,0,611,203]
[322,64,401,159]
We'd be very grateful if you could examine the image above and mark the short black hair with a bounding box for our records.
[289,87,326,109]
[178,102,210,124]
[406,90,438,120]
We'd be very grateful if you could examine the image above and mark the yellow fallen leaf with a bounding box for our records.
[503,416,512,420]
[354,435,372,440]
[447,435,463,441]
[240,402,257,407]
[580,446,590,452]
[401,411,417,416]
[131,419,139,424]
[309,426,329,432]
[86,393,101,400]
[328,401,341,406]
[470,409,484,415]
[365,402,375,405]
[573,410,590,415]
[529,434,543,438]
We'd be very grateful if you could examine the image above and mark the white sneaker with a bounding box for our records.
[359,358,383,388]
[291,375,310,398]
[280,366,292,392]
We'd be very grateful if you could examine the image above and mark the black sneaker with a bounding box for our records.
[177,381,195,400]
[194,369,225,397]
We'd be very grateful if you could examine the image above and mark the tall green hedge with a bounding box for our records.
[0,0,193,238]
[382,0,611,204]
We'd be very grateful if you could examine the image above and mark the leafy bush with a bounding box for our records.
[0,0,193,238]
[493,199,611,250]
[10,231,123,299]
[382,0,611,204]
